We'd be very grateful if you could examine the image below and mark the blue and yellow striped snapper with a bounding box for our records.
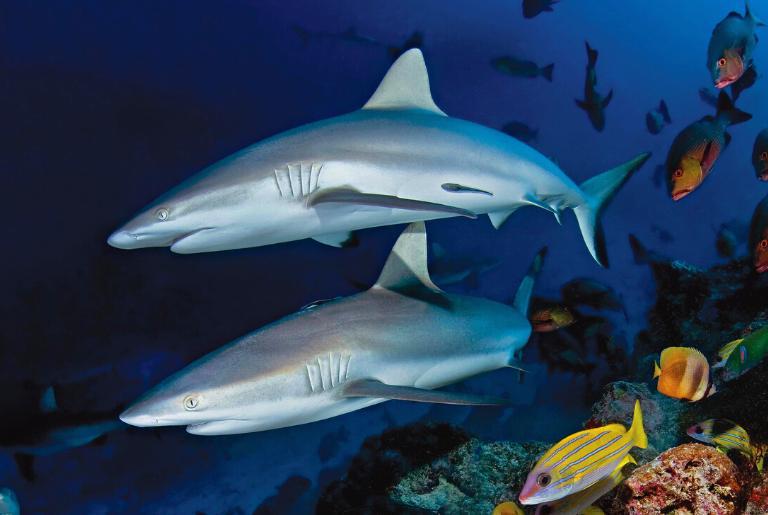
[519,400,647,505]
[687,419,753,458]
[535,454,635,514]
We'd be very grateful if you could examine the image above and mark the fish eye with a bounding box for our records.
[183,395,200,410]
[155,208,169,221]
[673,169,684,179]
[536,473,552,487]
[761,152,768,161]
[760,239,768,250]
[718,57,727,67]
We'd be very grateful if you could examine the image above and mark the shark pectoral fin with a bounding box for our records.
[13,453,35,482]
[312,231,358,248]
[441,183,493,196]
[307,187,476,218]
[488,209,518,229]
[341,379,509,406]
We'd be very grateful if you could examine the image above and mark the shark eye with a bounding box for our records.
[536,473,552,487]
[718,57,727,68]
[156,208,169,221]
[183,395,200,410]
[673,169,684,179]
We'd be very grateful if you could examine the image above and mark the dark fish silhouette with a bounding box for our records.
[292,25,382,47]
[752,128,768,181]
[749,193,768,273]
[575,42,612,131]
[715,220,748,258]
[699,87,719,108]
[501,121,539,142]
[561,278,623,312]
[523,0,559,19]
[645,100,671,135]
[491,56,554,81]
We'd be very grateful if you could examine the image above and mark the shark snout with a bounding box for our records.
[107,229,143,249]
[119,406,160,427]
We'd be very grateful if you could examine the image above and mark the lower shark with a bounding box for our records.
[108,49,650,267]
[1,387,124,481]
[119,222,543,435]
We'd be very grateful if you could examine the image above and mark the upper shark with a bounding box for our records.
[108,49,650,266]
[119,222,543,435]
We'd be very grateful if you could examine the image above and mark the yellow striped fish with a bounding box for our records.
[535,454,635,514]
[687,419,754,458]
[519,400,647,505]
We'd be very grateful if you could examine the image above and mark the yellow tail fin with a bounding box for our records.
[628,400,648,449]
[653,361,661,379]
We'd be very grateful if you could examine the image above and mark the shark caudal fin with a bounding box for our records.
[512,247,547,316]
[573,152,651,266]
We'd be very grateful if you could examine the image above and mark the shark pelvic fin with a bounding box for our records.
[362,49,447,115]
[40,386,58,413]
[488,208,519,229]
[375,221,442,293]
[312,231,357,248]
[307,187,476,218]
[341,379,509,405]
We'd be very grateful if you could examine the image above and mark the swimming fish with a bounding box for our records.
[119,223,544,435]
[531,305,576,332]
[645,100,671,135]
[687,419,754,459]
[0,488,19,515]
[502,121,539,143]
[522,0,559,19]
[493,500,524,515]
[575,42,612,132]
[731,65,758,100]
[714,325,768,378]
[561,278,623,312]
[519,400,647,505]
[292,25,382,48]
[707,1,764,89]
[653,347,715,401]
[749,194,768,273]
[665,92,751,201]
[715,220,747,258]
[752,129,768,181]
[492,55,554,81]
[107,49,650,267]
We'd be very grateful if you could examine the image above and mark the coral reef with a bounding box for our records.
[745,473,768,514]
[610,443,743,514]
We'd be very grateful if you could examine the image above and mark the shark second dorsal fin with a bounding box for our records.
[374,222,442,293]
[40,386,58,413]
[363,49,447,116]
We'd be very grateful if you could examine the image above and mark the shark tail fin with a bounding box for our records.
[541,63,555,82]
[573,153,651,266]
[512,247,547,316]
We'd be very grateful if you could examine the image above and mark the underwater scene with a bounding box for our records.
[6,0,768,513]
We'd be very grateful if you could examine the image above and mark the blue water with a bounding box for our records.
[1,0,764,512]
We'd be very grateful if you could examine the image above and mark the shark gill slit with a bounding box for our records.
[305,363,317,393]
[274,163,324,200]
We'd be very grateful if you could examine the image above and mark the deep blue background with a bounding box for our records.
[1,0,766,512]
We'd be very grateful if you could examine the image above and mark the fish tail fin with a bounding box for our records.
[628,400,648,449]
[653,361,661,379]
[541,63,555,82]
[573,153,652,266]
[746,0,766,26]
[716,91,752,126]
[659,99,671,123]
[585,41,598,66]
[512,247,547,316]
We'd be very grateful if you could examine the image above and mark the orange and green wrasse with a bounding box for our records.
[687,419,754,459]
[535,454,634,514]
[493,501,524,515]
[519,400,647,505]
[531,306,576,332]
[752,129,768,181]
[653,347,715,401]
[714,325,768,378]
[707,1,764,89]
[666,92,751,201]
[750,194,768,274]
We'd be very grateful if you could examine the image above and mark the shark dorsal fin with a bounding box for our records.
[374,222,442,292]
[40,386,58,413]
[363,49,447,116]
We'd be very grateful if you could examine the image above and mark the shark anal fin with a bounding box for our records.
[341,379,509,406]
[488,209,518,229]
[14,453,35,482]
[307,187,476,219]
[312,231,358,248]
[441,183,493,196]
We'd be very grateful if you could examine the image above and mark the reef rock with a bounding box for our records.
[610,443,742,514]
[745,473,768,514]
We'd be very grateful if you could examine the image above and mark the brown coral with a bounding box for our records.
[611,443,742,515]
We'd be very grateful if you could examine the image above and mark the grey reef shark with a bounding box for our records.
[120,222,545,435]
[108,49,650,267]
